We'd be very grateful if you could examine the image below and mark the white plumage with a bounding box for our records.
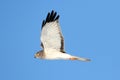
[41,21,62,53]
[34,10,91,62]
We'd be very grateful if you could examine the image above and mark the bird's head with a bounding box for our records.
[34,50,44,59]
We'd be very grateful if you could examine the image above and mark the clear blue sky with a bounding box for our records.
[0,0,119,80]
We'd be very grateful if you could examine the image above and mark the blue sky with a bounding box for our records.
[0,0,119,80]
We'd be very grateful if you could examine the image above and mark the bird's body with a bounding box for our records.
[34,10,91,62]
[36,49,90,61]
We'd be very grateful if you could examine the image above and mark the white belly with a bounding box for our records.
[44,51,72,60]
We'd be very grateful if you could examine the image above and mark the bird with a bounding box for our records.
[34,10,91,62]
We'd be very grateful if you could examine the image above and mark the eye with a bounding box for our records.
[37,53,40,56]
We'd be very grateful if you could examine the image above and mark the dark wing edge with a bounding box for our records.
[41,10,60,29]
[60,33,66,53]
[41,42,44,48]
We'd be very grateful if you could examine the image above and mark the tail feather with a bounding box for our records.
[76,57,91,62]
[69,56,91,62]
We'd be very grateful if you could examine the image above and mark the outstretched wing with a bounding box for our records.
[41,10,65,53]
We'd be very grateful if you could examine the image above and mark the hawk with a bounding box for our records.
[34,10,91,62]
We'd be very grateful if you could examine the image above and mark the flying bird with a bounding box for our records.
[34,10,91,62]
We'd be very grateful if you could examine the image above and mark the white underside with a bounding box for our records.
[40,49,91,62]
[44,50,72,60]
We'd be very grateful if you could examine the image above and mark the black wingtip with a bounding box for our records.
[41,10,60,28]
[55,15,60,21]
[46,12,50,22]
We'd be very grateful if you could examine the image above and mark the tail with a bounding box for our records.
[76,57,91,62]
[70,56,91,62]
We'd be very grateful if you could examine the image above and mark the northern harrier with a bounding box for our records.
[34,10,91,62]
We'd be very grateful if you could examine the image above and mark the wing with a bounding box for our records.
[41,10,65,53]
